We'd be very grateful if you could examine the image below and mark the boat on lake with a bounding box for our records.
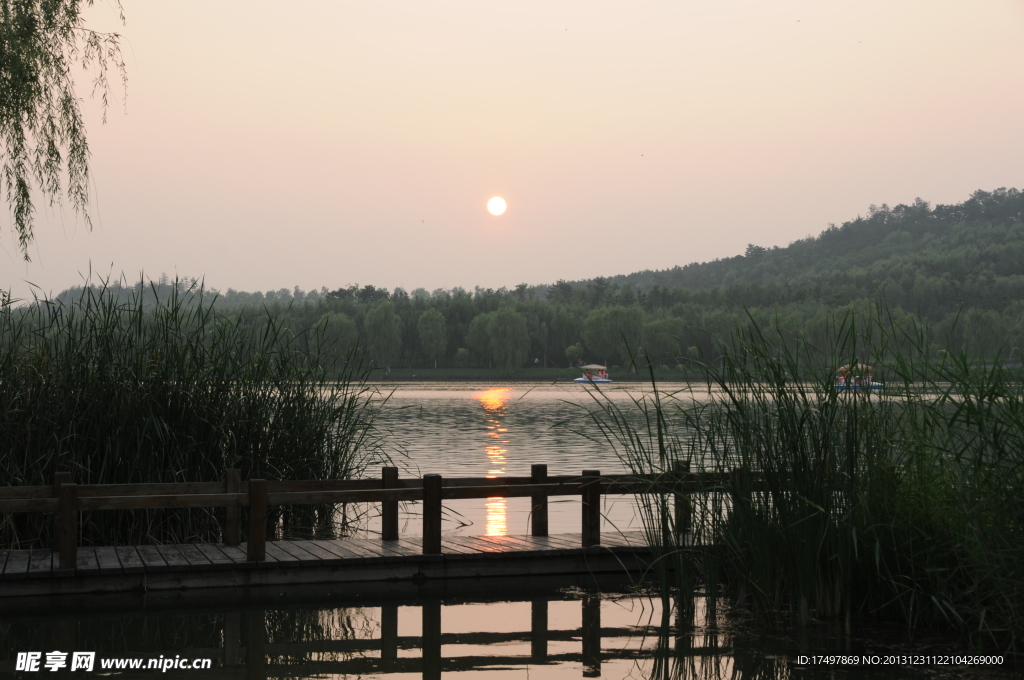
[575,364,612,384]
[835,363,883,391]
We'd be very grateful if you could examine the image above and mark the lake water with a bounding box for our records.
[1,576,1013,680]
[1,382,1013,679]
[366,381,676,538]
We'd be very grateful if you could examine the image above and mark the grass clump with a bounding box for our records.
[589,306,1024,656]
[0,279,390,548]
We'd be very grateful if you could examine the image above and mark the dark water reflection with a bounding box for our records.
[0,576,1013,679]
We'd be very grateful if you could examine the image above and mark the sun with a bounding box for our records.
[487,196,507,216]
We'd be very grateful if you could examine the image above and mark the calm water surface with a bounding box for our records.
[368,381,684,537]
[1,578,1012,680]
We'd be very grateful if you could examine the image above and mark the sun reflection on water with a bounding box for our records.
[474,388,513,536]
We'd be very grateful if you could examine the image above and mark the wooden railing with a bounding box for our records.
[0,462,735,571]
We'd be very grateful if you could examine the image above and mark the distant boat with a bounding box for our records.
[835,363,883,391]
[575,364,612,384]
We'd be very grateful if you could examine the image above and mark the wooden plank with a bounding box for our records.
[115,546,146,574]
[533,534,583,550]
[263,542,304,565]
[268,488,420,505]
[0,484,56,499]
[353,537,420,558]
[472,535,543,553]
[239,543,278,564]
[602,531,647,548]
[76,482,228,497]
[195,544,237,570]
[135,545,169,572]
[439,537,483,555]
[155,544,192,570]
[217,544,252,565]
[440,535,512,554]
[175,544,213,570]
[443,484,583,500]
[26,550,54,578]
[476,534,550,552]
[268,479,383,492]
[75,547,100,575]
[370,539,422,557]
[319,539,379,560]
[271,541,321,564]
[78,493,245,511]
[289,540,346,565]
[0,498,59,513]
[339,537,406,559]
[94,547,123,574]
[2,550,30,579]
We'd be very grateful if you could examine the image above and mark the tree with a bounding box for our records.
[2,0,128,259]
[466,312,493,367]
[417,308,447,368]
[583,305,644,367]
[315,312,358,355]
[364,302,402,367]
[487,306,529,372]
[455,347,469,368]
[565,343,584,367]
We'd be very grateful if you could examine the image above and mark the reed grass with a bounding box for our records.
[588,305,1024,656]
[0,278,391,548]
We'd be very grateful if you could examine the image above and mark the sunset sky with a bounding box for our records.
[3,1,1023,300]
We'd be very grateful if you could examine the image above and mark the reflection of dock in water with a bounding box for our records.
[0,577,724,680]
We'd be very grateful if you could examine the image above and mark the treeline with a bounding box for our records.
[44,188,1024,370]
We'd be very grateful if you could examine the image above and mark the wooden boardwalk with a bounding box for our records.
[0,530,651,597]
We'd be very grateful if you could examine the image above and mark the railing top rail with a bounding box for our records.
[0,470,757,514]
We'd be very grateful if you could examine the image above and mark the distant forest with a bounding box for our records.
[49,188,1024,370]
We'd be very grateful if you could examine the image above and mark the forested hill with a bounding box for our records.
[571,188,1024,318]
[40,188,1024,370]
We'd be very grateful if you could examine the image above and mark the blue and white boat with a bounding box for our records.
[835,363,883,391]
[575,364,612,384]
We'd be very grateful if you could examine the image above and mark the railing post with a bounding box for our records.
[58,483,78,570]
[672,461,691,543]
[382,466,399,541]
[531,464,548,537]
[247,479,267,562]
[52,472,72,552]
[582,470,601,547]
[225,468,241,546]
[422,474,442,555]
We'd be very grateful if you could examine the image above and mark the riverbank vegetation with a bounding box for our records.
[0,281,390,549]
[589,306,1024,657]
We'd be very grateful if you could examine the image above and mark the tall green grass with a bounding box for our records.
[0,279,390,548]
[589,306,1024,656]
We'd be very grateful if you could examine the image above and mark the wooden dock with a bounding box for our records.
[0,530,652,597]
[0,464,718,598]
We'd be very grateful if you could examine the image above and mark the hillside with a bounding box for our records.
[576,188,1024,319]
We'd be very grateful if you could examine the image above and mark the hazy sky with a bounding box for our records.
[3,1,1023,300]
